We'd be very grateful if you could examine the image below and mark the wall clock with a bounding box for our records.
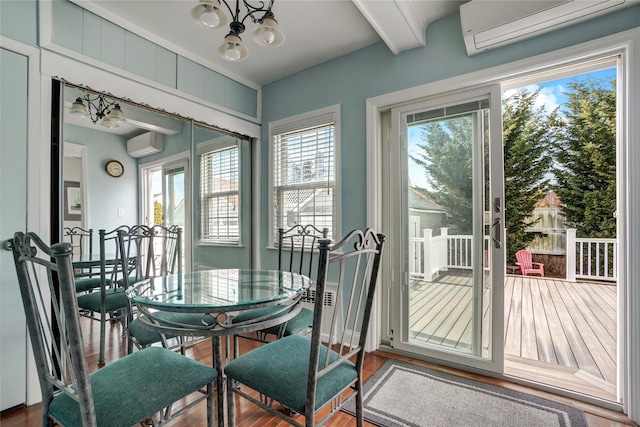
[105,160,124,178]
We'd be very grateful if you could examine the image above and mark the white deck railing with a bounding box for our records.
[411,227,617,283]
[565,229,617,282]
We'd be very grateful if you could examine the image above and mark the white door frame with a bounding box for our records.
[366,29,640,420]
[0,36,44,407]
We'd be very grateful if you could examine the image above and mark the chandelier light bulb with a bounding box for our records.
[107,104,126,124]
[191,0,227,28]
[200,5,221,27]
[252,16,285,47]
[218,33,248,61]
[262,28,275,45]
[100,116,119,129]
[225,43,241,61]
[68,97,89,118]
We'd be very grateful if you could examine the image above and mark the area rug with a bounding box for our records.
[342,360,587,427]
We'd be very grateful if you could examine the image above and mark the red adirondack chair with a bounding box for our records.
[515,250,544,276]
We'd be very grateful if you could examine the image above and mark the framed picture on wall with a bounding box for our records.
[64,181,82,221]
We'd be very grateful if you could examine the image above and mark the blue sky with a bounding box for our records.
[502,67,616,116]
[407,67,616,188]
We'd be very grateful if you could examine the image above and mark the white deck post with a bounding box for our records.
[566,228,577,282]
[440,228,449,272]
[423,229,433,282]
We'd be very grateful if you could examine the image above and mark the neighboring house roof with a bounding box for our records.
[536,190,564,208]
[408,187,446,212]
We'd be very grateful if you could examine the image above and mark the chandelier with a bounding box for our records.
[67,92,126,129]
[191,0,285,62]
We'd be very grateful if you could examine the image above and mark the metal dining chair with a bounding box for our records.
[75,225,131,367]
[231,224,329,355]
[63,226,102,293]
[225,228,386,427]
[121,224,203,354]
[10,231,216,427]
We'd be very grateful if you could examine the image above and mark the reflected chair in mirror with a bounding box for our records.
[515,249,545,276]
[10,231,216,427]
[231,224,329,355]
[225,228,386,427]
[63,226,102,294]
[75,225,131,367]
[121,224,199,354]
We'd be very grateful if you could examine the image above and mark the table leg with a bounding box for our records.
[212,336,224,427]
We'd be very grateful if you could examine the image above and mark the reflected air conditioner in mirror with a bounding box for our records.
[461,0,627,56]
[127,132,164,158]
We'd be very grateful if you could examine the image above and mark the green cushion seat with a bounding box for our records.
[232,306,313,336]
[224,334,356,414]
[74,277,110,293]
[129,312,208,347]
[76,288,128,313]
[48,346,217,427]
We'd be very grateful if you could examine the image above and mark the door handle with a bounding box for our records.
[491,218,501,249]
[2,239,13,251]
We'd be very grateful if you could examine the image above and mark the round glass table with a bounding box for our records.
[126,268,312,426]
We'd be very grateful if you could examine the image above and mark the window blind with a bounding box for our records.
[273,122,335,244]
[200,144,239,243]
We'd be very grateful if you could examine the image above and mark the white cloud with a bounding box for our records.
[503,83,565,116]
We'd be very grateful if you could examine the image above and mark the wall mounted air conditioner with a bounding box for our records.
[127,132,164,158]
[461,0,627,56]
[300,284,341,344]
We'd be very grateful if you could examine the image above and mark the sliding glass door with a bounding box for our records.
[389,85,505,372]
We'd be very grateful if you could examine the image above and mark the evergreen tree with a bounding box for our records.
[503,89,554,262]
[552,78,616,238]
[410,115,473,234]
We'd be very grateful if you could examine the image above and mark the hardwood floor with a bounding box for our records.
[1,316,635,427]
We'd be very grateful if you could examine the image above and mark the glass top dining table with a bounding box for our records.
[127,268,311,312]
[126,268,312,427]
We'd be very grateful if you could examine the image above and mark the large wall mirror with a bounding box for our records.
[56,79,253,272]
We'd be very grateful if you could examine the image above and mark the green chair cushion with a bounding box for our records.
[129,312,207,347]
[233,306,313,336]
[75,277,109,293]
[224,334,357,414]
[48,346,217,427]
[76,288,129,313]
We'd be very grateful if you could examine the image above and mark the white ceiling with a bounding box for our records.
[77,0,467,87]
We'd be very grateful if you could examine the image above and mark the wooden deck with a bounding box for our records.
[409,271,617,401]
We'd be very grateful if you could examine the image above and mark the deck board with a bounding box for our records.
[408,271,617,400]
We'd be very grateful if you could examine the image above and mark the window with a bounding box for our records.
[199,139,240,244]
[270,105,340,246]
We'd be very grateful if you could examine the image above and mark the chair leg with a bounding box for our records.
[204,382,212,427]
[355,378,364,427]
[98,310,106,367]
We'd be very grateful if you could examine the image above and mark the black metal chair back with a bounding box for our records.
[10,231,216,426]
[11,231,95,426]
[225,228,386,427]
[63,226,93,259]
[278,224,329,277]
[118,224,182,290]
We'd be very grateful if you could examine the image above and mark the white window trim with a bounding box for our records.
[268,104,341,249]
[366,28,640,422]
[198,135,241,246]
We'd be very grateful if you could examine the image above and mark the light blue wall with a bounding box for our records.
[0,47,29,412]
[258,6,640,268]
[50,0,258,118]
[64,124,138,233]
[0,0,37,46]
